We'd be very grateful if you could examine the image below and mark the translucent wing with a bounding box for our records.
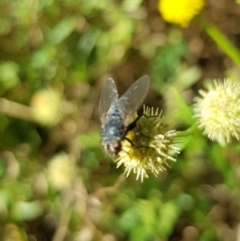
[99,78,119,123]
[116,75,150,125]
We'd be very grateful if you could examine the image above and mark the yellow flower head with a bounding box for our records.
[47,152,75,190]
[31,88,62,126]
[158,0,205,27]
[193,79,240,144]
[116,106,180,182]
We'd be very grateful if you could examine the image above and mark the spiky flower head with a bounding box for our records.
[158,0,205,27]
[193,79,240,144]
[116,106,180,182]
[47,152,75,190]
[30,88,62,126]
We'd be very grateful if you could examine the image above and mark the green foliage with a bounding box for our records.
[150,31,188,94]
[172,88,194,125]
[119,199,181,240]
[0,0,240,240]
[0,62,20,94]
[199,18,240,65]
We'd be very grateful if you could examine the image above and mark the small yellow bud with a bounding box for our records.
[30,88,62,126]
[47,153,75,190]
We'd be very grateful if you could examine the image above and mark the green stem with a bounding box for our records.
[197,17,240,65]
[176,124,197,138]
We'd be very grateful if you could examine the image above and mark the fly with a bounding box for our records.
[99,75,150,157]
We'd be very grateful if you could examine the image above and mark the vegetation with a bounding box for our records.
[0,0,240,240]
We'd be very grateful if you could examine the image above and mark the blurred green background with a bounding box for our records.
[0,0,240,240]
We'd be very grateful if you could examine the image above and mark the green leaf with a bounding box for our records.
[80,132,101,148]
[11,201,43,222]
[172,88,193,125]
[48,18,76,44]
[157,201,181,237]
[122,0,144,12]
[119,200,157,241]
[0,62,19,94]
[175,66,202,91]
[150,32,188,95]
[31,45,56,68]
[199,18,240,65]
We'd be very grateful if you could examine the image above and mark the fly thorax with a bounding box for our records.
[102,112,126,142]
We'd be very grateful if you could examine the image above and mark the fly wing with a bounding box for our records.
[116,75,150,125]
[99,78,119,123]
